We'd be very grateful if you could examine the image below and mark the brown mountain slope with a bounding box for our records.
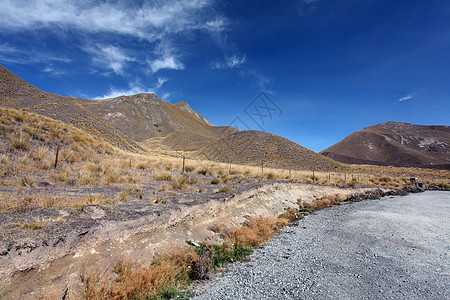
[197,130,346,172]
[0,65,236,151]
[321,122,450,169]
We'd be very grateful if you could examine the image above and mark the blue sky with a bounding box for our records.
[1,0,449,152]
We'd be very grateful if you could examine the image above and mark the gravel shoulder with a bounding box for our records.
[193,191,450,300]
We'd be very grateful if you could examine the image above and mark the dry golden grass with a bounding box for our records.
[80,248,199,300]
[0,107,448,214]
[79,215,291,299]
[229,216,288,247]
[300,192,350,212]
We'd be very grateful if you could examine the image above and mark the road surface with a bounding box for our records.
[193,191,450,299]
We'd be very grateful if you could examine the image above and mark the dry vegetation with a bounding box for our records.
[80,214,291,300]
[0,106,447,213]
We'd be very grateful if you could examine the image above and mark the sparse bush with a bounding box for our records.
[210,178,220,185]
[197,169,209,176]
[265,172,276,180]
[192,244,215,280]
[185,166,195,173]
[279,208,303,222]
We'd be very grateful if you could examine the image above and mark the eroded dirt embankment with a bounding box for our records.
[1,182,398,299]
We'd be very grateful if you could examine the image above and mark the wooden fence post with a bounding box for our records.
[182,156,185,174]
[54,146,60,169]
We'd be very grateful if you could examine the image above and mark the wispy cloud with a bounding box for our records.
[94,77,169,100]
[212,55,247,70]
[297,0,319,16]
[0,0,223,75]
[86,45,134,75]
[0,42,71,65]
[398,95,413,102]
[0,0,213,39]
[42,65,67,76]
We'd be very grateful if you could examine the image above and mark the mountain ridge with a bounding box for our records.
[321,122,450,169]
[0,65,236,151]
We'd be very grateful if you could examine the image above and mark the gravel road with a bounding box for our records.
[192,191,450,299]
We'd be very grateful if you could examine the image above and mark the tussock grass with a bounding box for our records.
[80,248,199,300]
[80,215,290,299]
[300,192,349,212]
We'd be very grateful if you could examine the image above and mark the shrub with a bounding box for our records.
[197,169,209,176]
[279,208,302,222]
[265,172,276,180]
[184,166,195,173]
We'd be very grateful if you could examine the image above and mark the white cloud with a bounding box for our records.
[399,95,413,102]
[86,45,134,75]
[161,93,172,101]
[212,55,246,69]
[42,65,66,76]
[94,78,169,100]
[0,0,213,39]
[0,0,225,75]
[149,55,184,73]
[156,78,169,89]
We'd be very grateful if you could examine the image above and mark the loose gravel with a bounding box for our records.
[192,191,450,299]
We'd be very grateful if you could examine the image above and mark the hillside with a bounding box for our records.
[321,122,450,169]
[197,130,346,172]
[0,65,235,151]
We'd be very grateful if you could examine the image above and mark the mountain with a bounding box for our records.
[1,65,346,172]
[197,130,345,172]
[0,65,238,152]
[321,122,450,169]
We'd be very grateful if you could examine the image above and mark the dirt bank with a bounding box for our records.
[1,182,397,299]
